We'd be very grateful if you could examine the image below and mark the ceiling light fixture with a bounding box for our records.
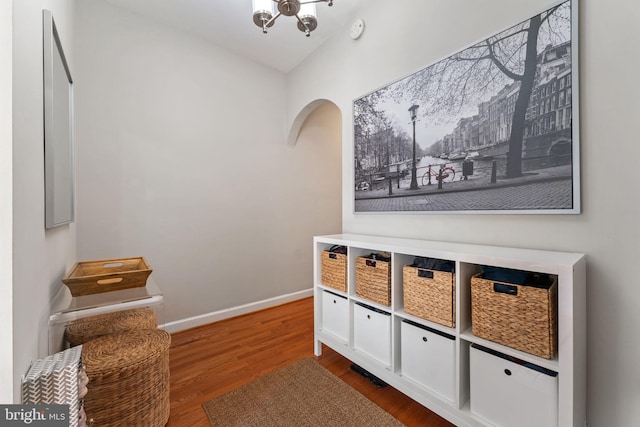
[252,0,334,37]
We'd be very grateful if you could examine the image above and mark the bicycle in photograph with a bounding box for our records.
[421,164,456,186]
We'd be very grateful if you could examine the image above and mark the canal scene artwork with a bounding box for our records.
[353,0,579,214]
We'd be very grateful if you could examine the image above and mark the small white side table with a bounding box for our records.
[48,276,164,354]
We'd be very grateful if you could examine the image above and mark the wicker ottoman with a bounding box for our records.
[82,329,171,427]
[65,307,157,347]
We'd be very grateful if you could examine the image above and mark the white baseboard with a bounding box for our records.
[161,288,314,333]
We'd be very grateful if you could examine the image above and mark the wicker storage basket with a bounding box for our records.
[403,265,456,327]
[62,257,152,297]
[83,329,170,427]
[471,272,558,359]
[65,307,158,347]
[321,250,347,292]
[356,256,391,306]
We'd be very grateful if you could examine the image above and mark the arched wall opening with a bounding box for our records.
[288,99,340,146]
[288,99,342,234]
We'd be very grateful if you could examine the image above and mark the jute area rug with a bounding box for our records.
[202,357,405,427]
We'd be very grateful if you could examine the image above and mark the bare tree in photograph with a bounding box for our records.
[392,1,570,178]
[354,94,418,186]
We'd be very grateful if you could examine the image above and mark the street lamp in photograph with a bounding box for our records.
[408,104,419,189]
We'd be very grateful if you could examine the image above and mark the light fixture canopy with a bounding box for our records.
[252,0,333,37]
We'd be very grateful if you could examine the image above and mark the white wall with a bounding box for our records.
[288,0,640,425]
[12,0,77,401]
[74,0,342,325]
[0,0,14,404]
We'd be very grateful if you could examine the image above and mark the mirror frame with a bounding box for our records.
[43,9,74,229]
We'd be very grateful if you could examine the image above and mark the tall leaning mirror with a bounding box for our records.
[43,9,74,229]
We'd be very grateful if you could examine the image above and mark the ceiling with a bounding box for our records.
[102,0,366,73]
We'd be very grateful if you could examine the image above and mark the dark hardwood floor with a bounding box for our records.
[167,297,455,426]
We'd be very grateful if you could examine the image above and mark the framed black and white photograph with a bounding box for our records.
[354,0,579,214]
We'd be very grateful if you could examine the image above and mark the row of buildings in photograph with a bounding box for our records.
[439,41,573,163]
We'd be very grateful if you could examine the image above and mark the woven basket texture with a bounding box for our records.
[355,256,391,306]
[471,273,558,359]
[320,251,347,292]
[65,307,157,347]
[83,329,170,427]
[403,266,456,327]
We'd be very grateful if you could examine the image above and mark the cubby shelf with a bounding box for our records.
[313,233,586,427]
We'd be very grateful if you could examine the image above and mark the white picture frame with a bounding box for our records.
[353,0,579,214]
